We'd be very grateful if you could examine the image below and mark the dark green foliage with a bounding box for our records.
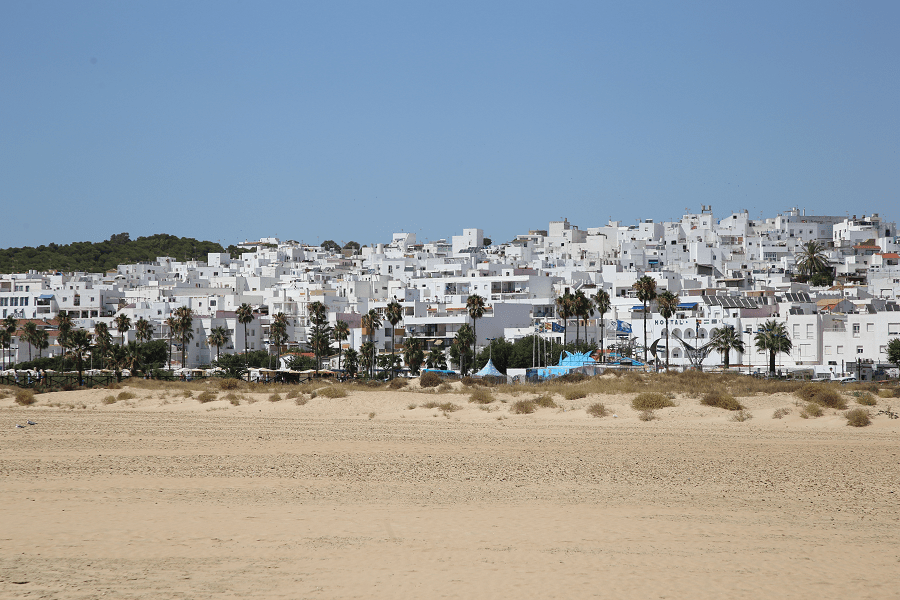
[473,336,596,372]
[631,392,675,410]
[888,338,900,368]
[419,372,442,388]
[0,233,225,274]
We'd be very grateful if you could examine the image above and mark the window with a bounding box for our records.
[852,323,860,337]
[837,345,844,354]
[806,324,814,339]
[857,346,863,354]
[867,323,874,332]
[888,323,900,335]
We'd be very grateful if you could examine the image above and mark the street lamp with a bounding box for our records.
[744,327,752,375]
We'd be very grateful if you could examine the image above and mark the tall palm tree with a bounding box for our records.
[269,312,289,367]
[66,329,92,386]
[555,291,574,346]
[361,308,382,378]
[0,328,10,370]
[164,316,179,369]
[35,328,49,359]
[359,341,375,378]
[114,313,132,346]
[573,290,594,347]
[656,291,679,371]
[56,310,73,371]
[403,336,424,375]
[308,301,330,373]
[21,321,39,362]
[385,300,403,378]
[466,294,486,374]
[592,289,611,363]
[633,276,657,363]
[452,323,475,375]
[795,241,830,280]
[332,320,350,371]
[426,347,446,370]
[93,322,112,368]
[755,319,792,375]
[710,325,745,370]
[236,303,254,355]
[174,306,193,368]
[207,326,229,362]
[135,317,154,344]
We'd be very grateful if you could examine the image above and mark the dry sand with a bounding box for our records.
[2,381,899,599]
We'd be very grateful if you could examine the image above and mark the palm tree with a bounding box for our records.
[755,319,792,375]
[236,303,254,355]
[573,290,593,347]
[332,320,350,371]
[173,306,193,368]
[656,291,679,371]
[135,317,154,344]
[361,309,382,378]
[93,322,112,368]
[164,316,179,369]
[207,326,229,362]
[795,241,831,280]
[452,323,475,375]
[592,289,611,363]
[555,291,574,346]
[35,328,49,359]
[359,341,375,378]
[710,325,745,370]
[426,347,446,370]
[269,313,289,367]
[308,301,330,373]
[0,328,10,370]
[466,294,486,374]
[343,348,359,378]
[114,313,132,346]
[66,329,92,386]
[21,321,39,362]
[385,300,403,378]
[633,276,657,363]
[56,310,73,371]
[403,336,424,375]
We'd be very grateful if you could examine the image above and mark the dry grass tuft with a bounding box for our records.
[117,390,137,401]
[224,393,240,406]
[389,378,408,389]
[437,382,452,393]
[217,378,243,391]
[421,401,460,413]
[854,392,877,406]
[586,402,608,418]
[469,388,495,404]
[845,408,871,427]
[102,395,117,405]
[701,390,743,411]
[799,402,824,419]
[511,399,536,414]
[795,384,847,409]
[419,372,442,388]
[286,389,300,399]
[316,385,348,398]
[638,409,656,421]
[533,393,558,408]
[15,389,36,406]
[368,412,376,419]
[631,392,675,411]
[772,407,791,419]
[268,392,282,402]
[730,409,753,422]
[564,388,587,400]
[196,390,217,403]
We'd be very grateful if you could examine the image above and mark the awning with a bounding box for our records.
[677,302,698,309]
[39,294,54,299]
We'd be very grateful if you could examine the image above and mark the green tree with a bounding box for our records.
[656,291,679,371]
[343,348,359,377]
[164,316,179,369]
[307,301,331,373]
[361,309,382,378]
[403,336,424,375]
[35,328,49,359]
[66,329,93,385]
[385,300,403,378]
[474,337,514,373]
[236,303,254,355]
[633,276,658,363]
[359,341,375,378]
[795,241,831,280]
[710,325,745,370]
[114,313,132,345]
[573,290,593,346]
[56,310,73,370]
[1,316,16,369]
[333,320,350,371]
[755,320,792,375]
[93,322,112,368]
[886,338,900,369]
[466,294,486,374]
[173,306,194,368]
[269,313,289,367]
[321,240,341,252]
[135,317,154,344]
[555,291,574,346]
[207,326,230,362]
[426,347,447,370]
[450,323,475,375]
[21,321,39,362]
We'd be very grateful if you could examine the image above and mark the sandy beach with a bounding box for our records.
[2,379,899,599]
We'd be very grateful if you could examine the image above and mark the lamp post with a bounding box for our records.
[744,327,752,375]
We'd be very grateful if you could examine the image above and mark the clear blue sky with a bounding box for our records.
[2,1,898,249]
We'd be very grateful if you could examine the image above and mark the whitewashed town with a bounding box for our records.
[2,206,899,382]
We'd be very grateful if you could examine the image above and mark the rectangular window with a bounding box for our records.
[837,345,844,354]
[806,324,814,339]
[852,324,860,337]
[11,298,17,307]
[888,323,900,334]
[793,324,801,338]
[867,323,874,332]
[800,344,811,357]
[857,346,864,354]
[23,297,28,306]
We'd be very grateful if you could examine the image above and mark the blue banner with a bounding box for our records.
[616,320,632,333]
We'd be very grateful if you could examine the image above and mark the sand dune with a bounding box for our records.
[2,381,899,599]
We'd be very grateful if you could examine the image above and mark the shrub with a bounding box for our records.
[389,378,408,389]
[799,402,824,419]
[845,408,871,427]
[533,394,558,408]
[631,392,674,411]
[102,395,117,405]
[638,410,656,421]
[511,400,536,414]
[317,386,348,398]
[586,403,608,418]
[286,390,300,399]
[368,412,376,419]
[268,392,282,402]
[14,389,36,406]
[564,388,587,400]
[419,372,442,388]
[557,372,589,384]
[217,378,242,390]
[117,390,136,401]
[730,409,753,422]
[182,390,193,398]
[421,401,459,413]
[855,392,877,406]
[772,407,791,419]
[795,384,847,409]
[294,396,308,406]
[469,388,494,404]
[407,403,417,410]
[701,390,743,411]
[437,382,452,393]
[224,393,240,406]
[461,376,477,387]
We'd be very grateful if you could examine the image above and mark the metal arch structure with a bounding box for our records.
[672,334,716,371]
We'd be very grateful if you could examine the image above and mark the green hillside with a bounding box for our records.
[0,233,226,274]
